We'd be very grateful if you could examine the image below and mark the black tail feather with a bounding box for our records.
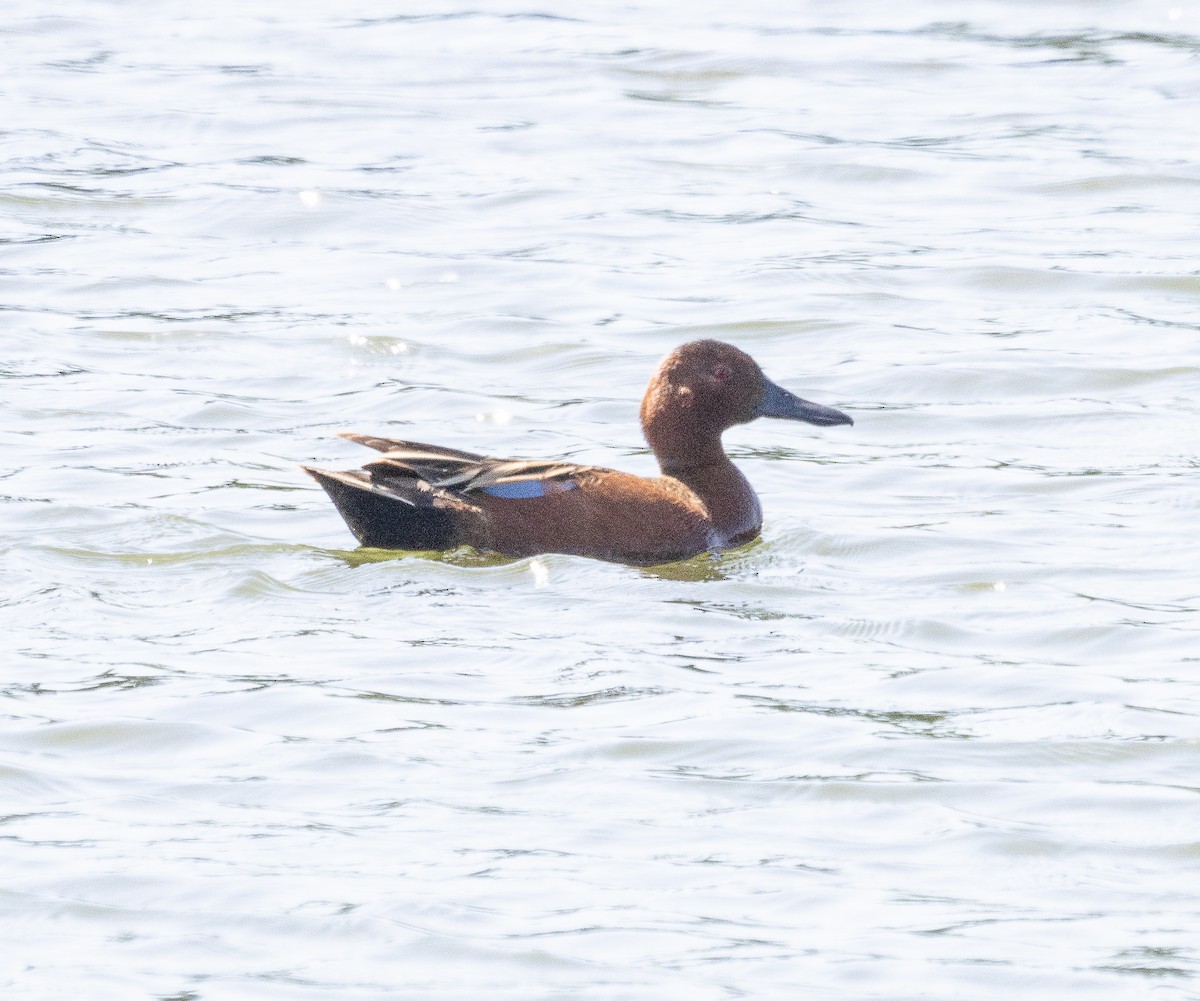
[304,467,457,550]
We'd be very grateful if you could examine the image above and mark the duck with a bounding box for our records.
[303,339,853,566]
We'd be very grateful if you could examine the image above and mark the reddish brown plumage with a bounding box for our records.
[304,340,852,565]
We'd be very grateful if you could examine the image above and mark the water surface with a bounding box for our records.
[3,2,1199,998]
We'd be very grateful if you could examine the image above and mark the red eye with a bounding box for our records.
[712,364,732,383]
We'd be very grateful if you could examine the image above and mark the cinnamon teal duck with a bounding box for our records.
[304,339,853,565]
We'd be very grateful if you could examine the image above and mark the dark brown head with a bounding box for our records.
[639,339,852,471]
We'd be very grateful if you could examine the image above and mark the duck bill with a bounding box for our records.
[758,379,853,426]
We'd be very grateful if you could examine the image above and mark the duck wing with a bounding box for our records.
[341,434,589,500]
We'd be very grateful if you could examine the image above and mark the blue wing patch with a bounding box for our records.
[480,479,578,499]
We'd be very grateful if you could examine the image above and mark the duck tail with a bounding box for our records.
[302,466,457,551]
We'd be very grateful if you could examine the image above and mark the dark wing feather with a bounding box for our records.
[339,434,485,462]
[445,458,589,492]
[342,434,590,497]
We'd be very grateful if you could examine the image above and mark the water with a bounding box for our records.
[3,2,1199,998]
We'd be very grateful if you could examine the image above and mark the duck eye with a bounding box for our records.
[712,364,732,383]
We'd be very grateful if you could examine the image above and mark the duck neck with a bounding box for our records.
[641,395,762,543]
[641,383,730,474]
[655,439,730,477]
[660,447,762,547]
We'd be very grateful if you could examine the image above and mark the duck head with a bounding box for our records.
[640,339,852,472]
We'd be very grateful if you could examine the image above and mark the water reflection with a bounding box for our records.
[324,541,755,581]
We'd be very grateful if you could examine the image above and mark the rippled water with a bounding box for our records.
[3,2,1199,998]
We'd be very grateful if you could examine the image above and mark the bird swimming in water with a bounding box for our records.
[304,339,853,565]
